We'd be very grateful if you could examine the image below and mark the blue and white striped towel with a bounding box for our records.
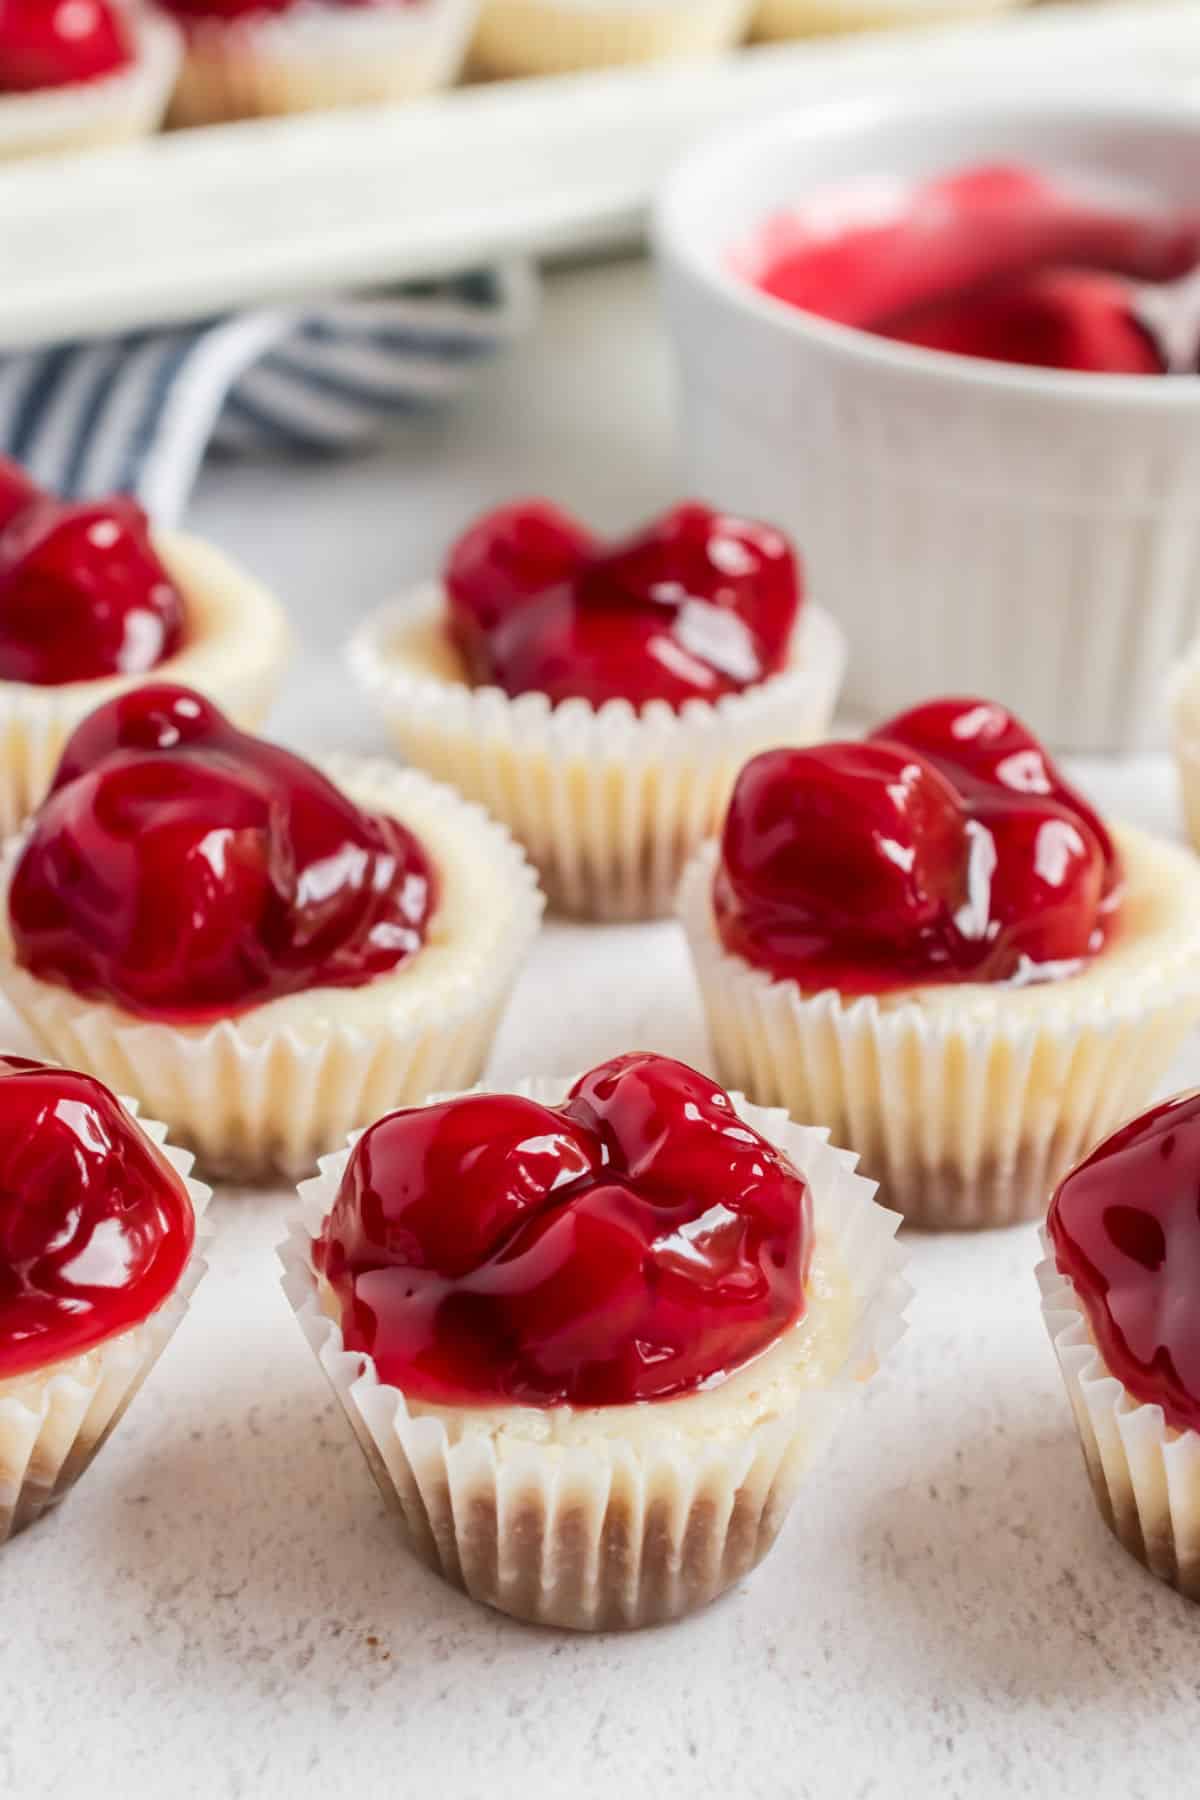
[0,264,535,526]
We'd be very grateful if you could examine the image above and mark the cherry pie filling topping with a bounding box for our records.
[741,163,1200,375]
[1049,1091,1200,1435]
[443,500,803,710]
[0,0,132,93]
[0,1057,195,1380]
[713,696,1120,994]
[10,684,437,1022]
[0,463,185,686]
[316,1052,813,1407]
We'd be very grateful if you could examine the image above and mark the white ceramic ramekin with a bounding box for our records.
[654,95,1200,752]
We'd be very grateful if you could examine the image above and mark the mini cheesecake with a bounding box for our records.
[0,1,180,158]
[160,0,478,125]
[348,498,845,919]
[281,1052,908,1630]
[469,0,752,78]
[0,684,543,1179]
[0,460,289,836]
[1039,1092,1200,1600]
[0,1056,207,1542]
[680,696,1200,1229]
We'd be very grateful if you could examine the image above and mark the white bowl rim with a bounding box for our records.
[653,86,1200,411]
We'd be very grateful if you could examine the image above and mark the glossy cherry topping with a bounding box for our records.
[742,163,1200,376]
[446,499,594,675]
[1049,1091,1200,1435]
[0,488,185,687]
[0,0,131,91]
[443,500,802,710]
[878,697,1119,894]
[159,0,292,20]
[714,696,1118,994]
[882,269,1162,376]
[316,1052,812,1407]
[0,1057,194,1380]
[10,684,437,1022]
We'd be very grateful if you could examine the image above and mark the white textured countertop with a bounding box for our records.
[3,259,1198,1800]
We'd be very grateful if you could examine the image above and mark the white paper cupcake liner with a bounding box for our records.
[0,759,544,1181]
[347,584,846,921]
[0,528,290,842]
[680,826,1200,1230]
[1172,739,1200,853]
[1037,1237,1200,1599]
[750,0,1017,35]
[168,0,479,125]
[0,9,180,159]
[1169,649,1200,853]
[280,1076,908,1630]
[0,1097,209,1545]
[469,0,752,76]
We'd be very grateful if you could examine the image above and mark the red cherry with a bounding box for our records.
[973,796,1106,970]
[882,269,1162,376]
[566,1051,738,1184]
[0,497,186,686]
[0,0,131,92]
[751,161,1200,343]
[444,500,593,676]
[0,457,38,533]
[443,499,801,710]
[565,1050,804,1233]
[580,503,801,665]
[322,1094,602,1282]
[158,0,294,22]
[485,582,760,710]
[1049,1091,1200,1434]
[713,699,1117,993]
[715,742,970,983]
[875,696,1117,888]
[483,1186,651,1400]
[11,684,437,1021]
[0,1060,194,1380]
[49,683,224,794]
[875,695,1052,791]
[317,1053,811,1407]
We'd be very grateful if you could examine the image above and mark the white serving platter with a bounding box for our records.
[1,0,1198,350]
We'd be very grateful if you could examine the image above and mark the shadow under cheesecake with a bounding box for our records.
[850,1410,1199,1706]
[78,1391,495,1666]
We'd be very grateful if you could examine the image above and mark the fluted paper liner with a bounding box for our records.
[680,826,1200,1229]
[280,1078,908,1630]
[1170,649,1200,854]
[347,584,845,920]
[0,9,179,158]
[470,0,752,76]
[0,1099,209,1545]
[0,760,544,1181]
[1038,1237,1200,1599]
[169,0,478,125]
[0,530,290,840]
